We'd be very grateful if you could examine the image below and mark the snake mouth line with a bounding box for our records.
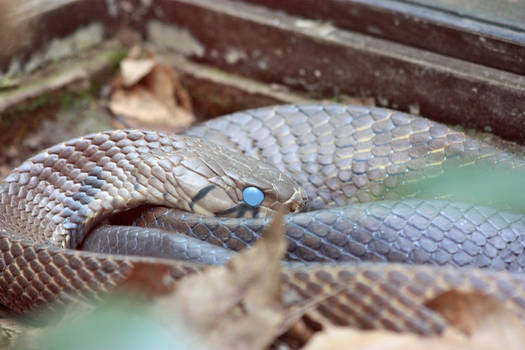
[214,202,260,218]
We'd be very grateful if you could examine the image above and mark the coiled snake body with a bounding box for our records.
[2,104,525,334]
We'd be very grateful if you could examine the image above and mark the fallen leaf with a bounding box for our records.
[109,87,192,131]
[109,48,195,132]
[143,64,193,113]
[118,261,177,296]
[302,327,465,350]
[120,58,156,87]
[426,291,525,349]
[304,292,525,350]
[151,212,287,350]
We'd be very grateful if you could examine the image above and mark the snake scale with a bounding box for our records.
[2,104,525,335]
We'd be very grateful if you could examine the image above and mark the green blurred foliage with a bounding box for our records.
[398,164,525,212]
[31,297,194,350]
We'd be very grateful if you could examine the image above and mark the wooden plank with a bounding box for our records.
[235,0,525,75]
[158,53,317,118]
[0,0,118,74]
[144,0,525,143]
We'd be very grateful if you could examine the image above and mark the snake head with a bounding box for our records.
[173,137,307,218]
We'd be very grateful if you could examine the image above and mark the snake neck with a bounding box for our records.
[0,157,190,249]
[0,131,200,248]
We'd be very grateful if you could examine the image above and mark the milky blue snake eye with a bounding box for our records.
[242,186,265,207]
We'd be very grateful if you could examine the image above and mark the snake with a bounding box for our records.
[2,103,525,335]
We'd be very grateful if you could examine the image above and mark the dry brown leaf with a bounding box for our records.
[109,86,193,131]
[303,326,519,350]
[304,291,525,350]
[426,291,525,349]
[118,261,177,296]
[302,327,466,350]
[109,49,195,131]
[120,58,156,87]
[143,64,193,113]
[151,213,287,350]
